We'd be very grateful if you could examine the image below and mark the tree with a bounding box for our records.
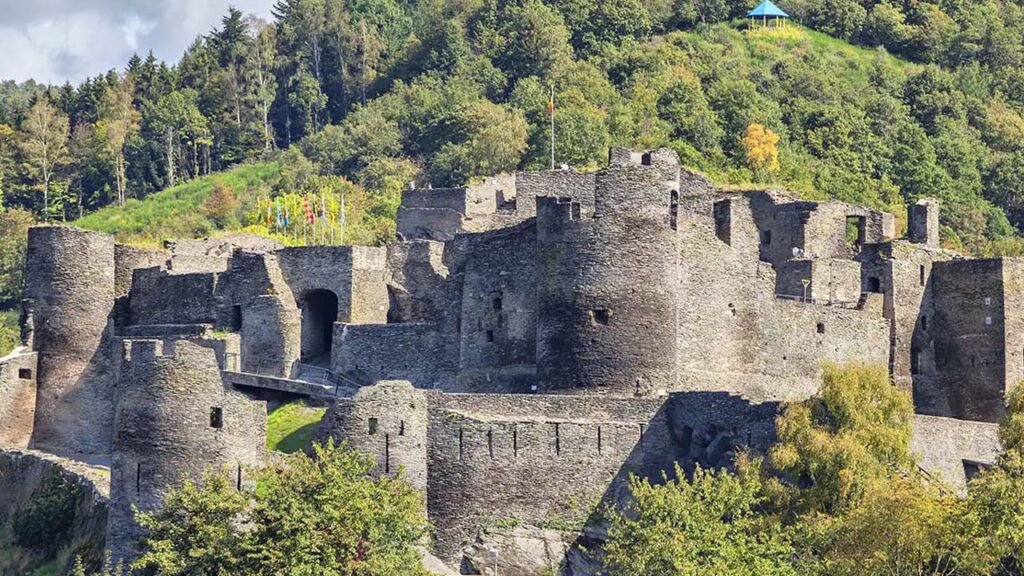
[768,363,914,516]
[963,385,1024,575]
[819,477,969,576]
[149,90,210,186]
[0,208,32,307]
[134,441,430,576]
[496,1,573,82]
[21,97,70,221]
[203,181,240,228]
[133,470,246,575]
[741,123,780,178]
[244,15,278,151]
[430,100,528,186]
[605,460,797,576]
[97,75,141,206]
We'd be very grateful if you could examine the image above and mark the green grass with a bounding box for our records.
[0,309,19,357]
[75,162,281,246]
[267,402,327,453]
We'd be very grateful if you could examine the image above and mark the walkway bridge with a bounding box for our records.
[221,353,362,399]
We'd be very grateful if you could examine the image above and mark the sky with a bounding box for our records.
[0,0,274,85]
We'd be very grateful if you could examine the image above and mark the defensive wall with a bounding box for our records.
[6,147,1021,574]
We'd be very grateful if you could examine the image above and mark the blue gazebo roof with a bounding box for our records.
[747,0,789,18]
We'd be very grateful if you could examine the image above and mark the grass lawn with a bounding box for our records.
[267,401,328,453]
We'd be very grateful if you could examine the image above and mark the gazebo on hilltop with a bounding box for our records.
[747,0,789,29]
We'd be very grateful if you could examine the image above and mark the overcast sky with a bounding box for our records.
[0,0,274,85]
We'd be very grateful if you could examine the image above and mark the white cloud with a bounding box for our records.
[0,0,274,84]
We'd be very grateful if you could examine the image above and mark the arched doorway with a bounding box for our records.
[300,289,339,363]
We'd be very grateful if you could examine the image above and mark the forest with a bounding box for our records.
[0,0,1023,272]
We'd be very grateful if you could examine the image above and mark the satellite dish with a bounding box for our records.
[792,247,803,257]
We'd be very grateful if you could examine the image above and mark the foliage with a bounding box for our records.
[741,123,780,179]
[605,460,797,576]
[768,362,913,515]
[12,468,87,555]
[134,441,430,576]
[0,208,34,308]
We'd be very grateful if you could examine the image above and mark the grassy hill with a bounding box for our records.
[75,162,282,247]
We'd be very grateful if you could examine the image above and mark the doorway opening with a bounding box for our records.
[300,289,339,362]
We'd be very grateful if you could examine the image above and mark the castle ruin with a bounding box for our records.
[0,148,1010,573]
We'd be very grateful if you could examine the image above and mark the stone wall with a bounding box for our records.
[108,337,266,564]
[24,225,116,455]
[535,162,679,395]
[455,223,538,393]
[675,194,890,403]
[0,349,37,448]
[929,259,1006,421]
[911,414,1000,490]
[129,268,220,326]
[333,323,454,387]
[0,450,109,574]
[113,244,167,297]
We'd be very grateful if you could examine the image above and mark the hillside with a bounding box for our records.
[75,162,281,246]
[0,0,1019,257]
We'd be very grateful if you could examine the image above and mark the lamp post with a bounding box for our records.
[489,548,499,576]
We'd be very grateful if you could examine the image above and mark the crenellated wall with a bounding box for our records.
[108,337,265,564]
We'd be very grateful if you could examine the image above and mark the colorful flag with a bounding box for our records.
[547,91,554,117]
[303,195,314,224]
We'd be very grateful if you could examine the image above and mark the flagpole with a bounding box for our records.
[549,85,555,171]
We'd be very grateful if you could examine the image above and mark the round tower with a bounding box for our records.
[24,225,116,453]
[535,150,680,396]
[107,337,266,564]
[316,380,428,491]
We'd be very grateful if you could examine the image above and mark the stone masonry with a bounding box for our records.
[0,148,1013,573]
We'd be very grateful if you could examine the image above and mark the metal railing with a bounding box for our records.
[223,352,360,396]
[774,293,862,309]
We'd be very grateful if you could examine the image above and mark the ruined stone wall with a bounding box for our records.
[881,242,953,405]
[424,393,676,564]
[676,195,889,403]
[535,163,679,395]
[512,171,596,218]
[775,258,862,303]
[128,268,220,326]
[420,390,776,565]
[113,245,167,297]
[333,322,455,388]
[385,241,452,323]
[454,223,538,393]
[0,450,109,574]
[108,337,266,564]
[164,234,280,273]
[911,414,1000,490]
[24,226,116,454]
[278,246,387,323]
[0,350,37,448]
[930,259,1006,421]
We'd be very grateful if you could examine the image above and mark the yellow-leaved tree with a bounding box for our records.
[742,123,780,178]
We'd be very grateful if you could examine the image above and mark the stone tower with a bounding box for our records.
[535,149,681,395]
[317,380,429,491]
[107,337,266,563]
[24,225,116,454]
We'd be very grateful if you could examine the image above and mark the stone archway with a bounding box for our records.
[300,289,338,363]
